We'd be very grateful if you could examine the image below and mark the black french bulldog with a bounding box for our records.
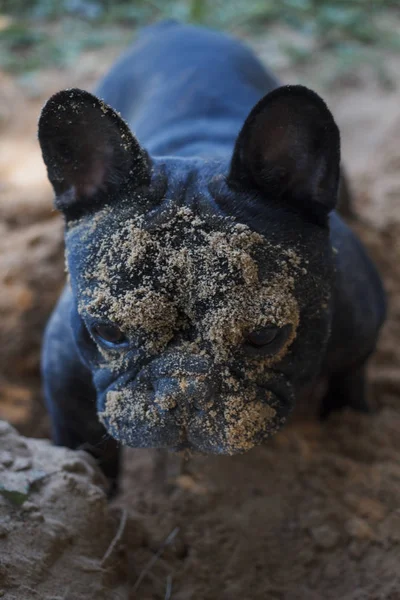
[39,21,386,492]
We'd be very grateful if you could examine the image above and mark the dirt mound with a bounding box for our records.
[0,419,145,599]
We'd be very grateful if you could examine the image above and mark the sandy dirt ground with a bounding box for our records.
[0,27,400,600]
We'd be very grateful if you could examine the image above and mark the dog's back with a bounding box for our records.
[96,21,279,157]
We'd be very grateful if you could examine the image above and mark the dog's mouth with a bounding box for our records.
[98,375,294,454]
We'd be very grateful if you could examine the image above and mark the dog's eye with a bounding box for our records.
[246,326,279,347]
[244,324,292,357]
[91,323,128,348]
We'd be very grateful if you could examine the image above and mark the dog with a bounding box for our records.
[39,21,386,492]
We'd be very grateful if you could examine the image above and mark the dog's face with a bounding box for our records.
[39,86,340,453]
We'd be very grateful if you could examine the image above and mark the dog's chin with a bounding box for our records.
[103,420,283,455]
[99,378,294,454]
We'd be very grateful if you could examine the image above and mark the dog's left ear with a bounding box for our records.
[38,88,150,220]
[228,85,340,219]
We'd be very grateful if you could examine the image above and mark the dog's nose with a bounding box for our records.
[185,377,215,411]
[152,377,214,412]
[153,377,179,411]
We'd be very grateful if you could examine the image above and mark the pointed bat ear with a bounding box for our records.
[228,85,341,221]
[38,88,150,220]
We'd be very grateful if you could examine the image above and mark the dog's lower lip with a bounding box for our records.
[171,440,193,451]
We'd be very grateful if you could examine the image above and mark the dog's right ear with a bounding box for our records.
[38,89,150,220]
[228,85,340,222]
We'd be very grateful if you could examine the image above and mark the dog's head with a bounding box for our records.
[39,86,340,453]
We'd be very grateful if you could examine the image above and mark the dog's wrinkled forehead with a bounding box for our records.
[67,204,303,360]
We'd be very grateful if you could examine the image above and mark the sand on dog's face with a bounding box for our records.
[65,202,321,454]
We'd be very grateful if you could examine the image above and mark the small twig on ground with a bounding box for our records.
[101,508,127,566]
[132,527,180,595]
[61,588,71,600]
[165,574,173,600]
[21,587,38,595]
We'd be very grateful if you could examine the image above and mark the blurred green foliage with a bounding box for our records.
[0,0,398,74]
